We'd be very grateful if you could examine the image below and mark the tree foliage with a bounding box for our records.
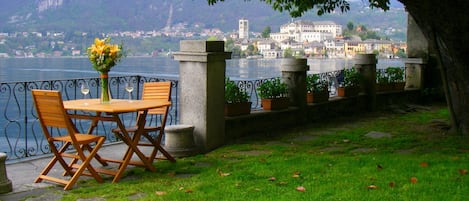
[208,0,389,17]
[262,26,271,38]
[342,22,383,40]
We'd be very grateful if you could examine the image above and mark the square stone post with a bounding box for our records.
[173,40,231,152]
[281,58,309,109]
[404,58,426,90]
[354,54,377,111]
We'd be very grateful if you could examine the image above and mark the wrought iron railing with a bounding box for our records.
[230,70,345,109]
[376,67,406,83]
[1,75,178,161]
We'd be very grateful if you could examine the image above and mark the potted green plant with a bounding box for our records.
[257,77,289,110]
[376,70,392,92]
[338,68,361,97]
[386,67,405,90]
[225,78,251,116]
[306,74,329,103]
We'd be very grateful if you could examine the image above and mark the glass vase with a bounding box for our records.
[100,73,112,104]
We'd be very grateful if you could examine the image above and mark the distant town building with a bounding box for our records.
[239,18,249,39]
[270,20,341,44]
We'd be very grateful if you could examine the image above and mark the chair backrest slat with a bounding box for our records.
[32,90,76,141]
[33,90,69,129]
[142,82,172,115]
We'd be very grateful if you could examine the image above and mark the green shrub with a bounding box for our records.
[341,68,361,87]
[386,67,405,83]
[257,78,288,99]
[225,78,250,103]
[306,74,329,93]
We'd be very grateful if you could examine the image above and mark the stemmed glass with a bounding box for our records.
[80,82,90,105]
[125,81,134,101]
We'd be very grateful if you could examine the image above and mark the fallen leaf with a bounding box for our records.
[377,164,383,171]
[155,191,167,196]
[217,169,231,177]
[185,189,193,193]
[459,169,468,175]
[293,171,301,178]
[296,186,306,192]
[420,162,429,167]
[367,185,378,189]
[268,177,277,181]
[410,177,418,184]
[277,181,288,185]
[389,181,396,188]
[220,172,231,177]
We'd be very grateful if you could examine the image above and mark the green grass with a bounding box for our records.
[59,104,469,201]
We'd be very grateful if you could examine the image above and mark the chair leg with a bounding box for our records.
[64,138,105,190]
[142,131,175,163]
[35,142,74,183]
[65,143,109,176]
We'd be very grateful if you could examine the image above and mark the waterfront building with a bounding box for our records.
[270,20,341,44]
[239,18,249,39]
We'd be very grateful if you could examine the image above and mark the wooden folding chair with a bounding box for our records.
[32,90,106,190]
[112,81,175,163]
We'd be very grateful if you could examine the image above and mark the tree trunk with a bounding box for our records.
[399,0,469,135]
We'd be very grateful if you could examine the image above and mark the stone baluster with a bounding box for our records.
[0,152,12,194]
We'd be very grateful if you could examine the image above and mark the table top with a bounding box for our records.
[63,99,171,113]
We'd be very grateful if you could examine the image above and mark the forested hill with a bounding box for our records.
[0,0,406,37]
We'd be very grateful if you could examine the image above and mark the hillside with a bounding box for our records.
[0,0,406,40]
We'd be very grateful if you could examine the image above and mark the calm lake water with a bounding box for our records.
[0,57,404,82]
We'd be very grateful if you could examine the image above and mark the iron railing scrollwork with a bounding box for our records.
[230,70,345,107]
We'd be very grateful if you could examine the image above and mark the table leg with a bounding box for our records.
[111,112,156,183]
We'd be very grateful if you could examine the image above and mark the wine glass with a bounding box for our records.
[80,82,90,98]
[80,82,90,105]
[125,81,134,101]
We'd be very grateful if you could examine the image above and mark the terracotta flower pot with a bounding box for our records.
[307,91,329,103]
[261,97,289,110]
[393,82,405,91]
[224,102,252,116]
[337,86,360,97]
[376,83,393,92]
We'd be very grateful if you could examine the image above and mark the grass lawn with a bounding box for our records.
[59,103,468,201]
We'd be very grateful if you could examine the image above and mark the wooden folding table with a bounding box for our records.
[63,98,172,183]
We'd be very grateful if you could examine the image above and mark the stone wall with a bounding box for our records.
[225,89,422,141]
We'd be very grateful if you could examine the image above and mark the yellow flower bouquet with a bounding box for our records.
[87,37,124,73]
[87,37,124,103]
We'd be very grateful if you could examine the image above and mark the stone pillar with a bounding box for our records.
[0,152,12,194]
[405,58,426,90]
[407,14,428,58]
[281,58,309,109]
[173,40,231,152]
[354,54,377,111]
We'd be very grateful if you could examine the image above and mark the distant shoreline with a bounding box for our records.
[0,55,171,59]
